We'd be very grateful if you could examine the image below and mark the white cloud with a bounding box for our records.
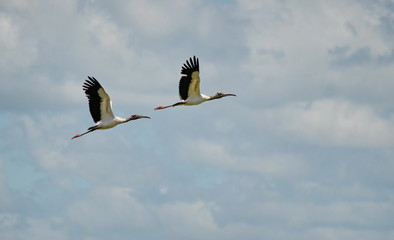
[264,99,394,148]
[156,201,218,237]
[238,0,394,110]
[307,227,394,240]
[254,200,393,228]
[0,13,38,72]
[0,159,12,207]
[1,0,394,240]
[0,214,69,240]
[68,187,154,231]
[123,0,194,37]
[178,138,309,178]
[240,0,392,58]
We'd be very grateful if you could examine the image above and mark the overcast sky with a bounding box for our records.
[1,0,394,239]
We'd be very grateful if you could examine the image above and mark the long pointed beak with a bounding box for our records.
[72,134,81,139]
[137,115,151,119]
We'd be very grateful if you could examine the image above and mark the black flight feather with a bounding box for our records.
[83,76,103,123]
[179,56,199,100]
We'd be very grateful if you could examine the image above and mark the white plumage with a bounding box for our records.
[155,56,236,110]
[72,77,150,139]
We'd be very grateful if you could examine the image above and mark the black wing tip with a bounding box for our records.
[181,55,199,75]
[85,76,99,85]
[83,76,102,92]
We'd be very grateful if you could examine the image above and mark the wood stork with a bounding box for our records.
[154,56,236,110]
[72,77,150,139]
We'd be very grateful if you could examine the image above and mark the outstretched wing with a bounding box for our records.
[179,56,200,100]
[83,76,115,123]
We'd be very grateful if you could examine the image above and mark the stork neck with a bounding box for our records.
[209,92,236,100]
[125,116,134,122]
[201,94,211,101]
[208,93,220,100]
[115,117,128,123]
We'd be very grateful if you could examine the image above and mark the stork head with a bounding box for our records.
[210,92,237,100]
[126,114,151,122]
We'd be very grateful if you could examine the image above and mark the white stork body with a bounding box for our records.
[95,116,126,129]
[182,94,210,105]
[154,56,236,110]
[72,77,150,139]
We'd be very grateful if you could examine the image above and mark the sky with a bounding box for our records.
[1,0,394,239]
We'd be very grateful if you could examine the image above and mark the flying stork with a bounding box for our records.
[154,56,236,110]
[72,76,150,139]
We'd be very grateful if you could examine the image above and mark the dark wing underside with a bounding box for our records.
[179,56,199,100]
[83,76,103,123]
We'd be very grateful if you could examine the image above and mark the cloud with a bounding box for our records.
[1,0,394,240]
[0,159,12,207]
[238,0,394,109]
[0,12,38,73]
[329,46,372,67]
[155,201,218,238]
[0,214,70,240]
[178,137,310,178]
[67,187,154,231]
[264,99,394,148]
